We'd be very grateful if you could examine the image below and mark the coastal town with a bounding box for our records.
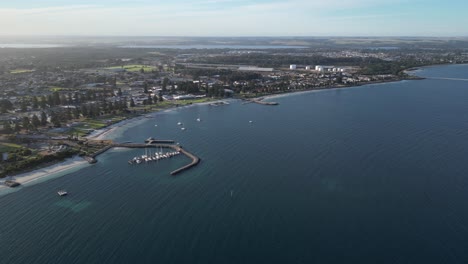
[1,37,468,181]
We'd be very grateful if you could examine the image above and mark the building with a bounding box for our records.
[290,65,297,70]
[305,66,311,70]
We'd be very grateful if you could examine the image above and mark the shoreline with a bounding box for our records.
[0,99,228,193]
[0,68,439,193]
[0,156,88,192]
[260,77,413,101]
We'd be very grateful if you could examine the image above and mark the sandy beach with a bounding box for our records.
[0,156,89,191]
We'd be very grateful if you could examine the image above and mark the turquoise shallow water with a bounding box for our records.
[2,64,468,263]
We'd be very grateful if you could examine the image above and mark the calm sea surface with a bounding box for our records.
[2,64,468,263]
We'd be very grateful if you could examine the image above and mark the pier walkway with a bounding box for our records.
[243,98,279,106]
[86,141,200,175]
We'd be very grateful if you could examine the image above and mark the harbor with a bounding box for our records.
[86,139,200,176]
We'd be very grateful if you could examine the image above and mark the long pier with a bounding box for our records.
[86,141,200,175]
[426,77,468,82]
[243,98,279,106]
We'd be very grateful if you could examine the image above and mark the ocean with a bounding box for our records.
[2,64,468,263]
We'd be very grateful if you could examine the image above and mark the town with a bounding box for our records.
[1,37,468,177]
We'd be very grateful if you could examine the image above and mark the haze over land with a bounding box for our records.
[1,0,467,36]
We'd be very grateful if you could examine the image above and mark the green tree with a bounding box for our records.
[50,112,61,127]
[52,91,61,105]
[40,95,47,109]
[130,98,135,107]
[3,121,12,134]
[147,95,153,105]
[31,114,40,128]
[162,77,169,92]
[22,117,30,130]
[14,122,21,132]
[32,96,39,109]
[40,111,48,126]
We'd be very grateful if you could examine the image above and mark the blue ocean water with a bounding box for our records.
[2,64,468,263]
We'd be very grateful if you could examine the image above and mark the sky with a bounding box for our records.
[0,0,467,36]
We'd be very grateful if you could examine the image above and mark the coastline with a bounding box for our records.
[260,77,413,101]
[0,69,438,193]
[0,156,88,193]
[0,99,229,193]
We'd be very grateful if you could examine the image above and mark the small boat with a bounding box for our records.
[196,118,201,122]
[249,120,253,123]
[177,122,183,126]
[57,190,68,196]
[181,127,186,131]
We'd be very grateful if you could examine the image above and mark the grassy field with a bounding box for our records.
[106,64,156,72]
[49,86,70,92]
[0,142,22,152]
[10,69,35,74]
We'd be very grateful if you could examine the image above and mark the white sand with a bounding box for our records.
[0,156,88,190]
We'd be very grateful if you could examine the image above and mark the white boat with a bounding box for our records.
[177,122,182,126]
[196,118,201,122]
[57,190,67,196]
[249,120,253,123]
[181,127,186,131]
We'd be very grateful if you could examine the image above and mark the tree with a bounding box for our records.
[65,108,73,121]
[158,94,163,102]
[80,105,88,117]
[117,88,123,97]
[0,99,13,113]
[171,83,176,94]
[153,95,158,104]
[39,95,46,109]
[162,77,169,92]
[52,91,61,106]
[32,96,39,109]
[22,117,30,130]
[3,121,12,134]
[147,95,153,105]
[130,98,135,107]
[40,111,48,126]
[73,108,81,119]
[31,114,40,128]
[14,122,21,132]
[20,100,28,112]
[140,67,145,73]
[50,112,61,127]
[143,82,149,94]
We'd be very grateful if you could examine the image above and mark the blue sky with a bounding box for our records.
[0,0,467,36]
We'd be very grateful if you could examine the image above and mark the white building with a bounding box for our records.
[305,66,311,70]
[290,64,297,70]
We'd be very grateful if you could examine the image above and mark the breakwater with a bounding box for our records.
[86,141,200,175]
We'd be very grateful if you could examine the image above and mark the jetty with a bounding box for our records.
[86,140,200,176]
[144,137,175,144]
[243,98,279,106]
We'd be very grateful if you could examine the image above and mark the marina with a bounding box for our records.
[86,140,201,176]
